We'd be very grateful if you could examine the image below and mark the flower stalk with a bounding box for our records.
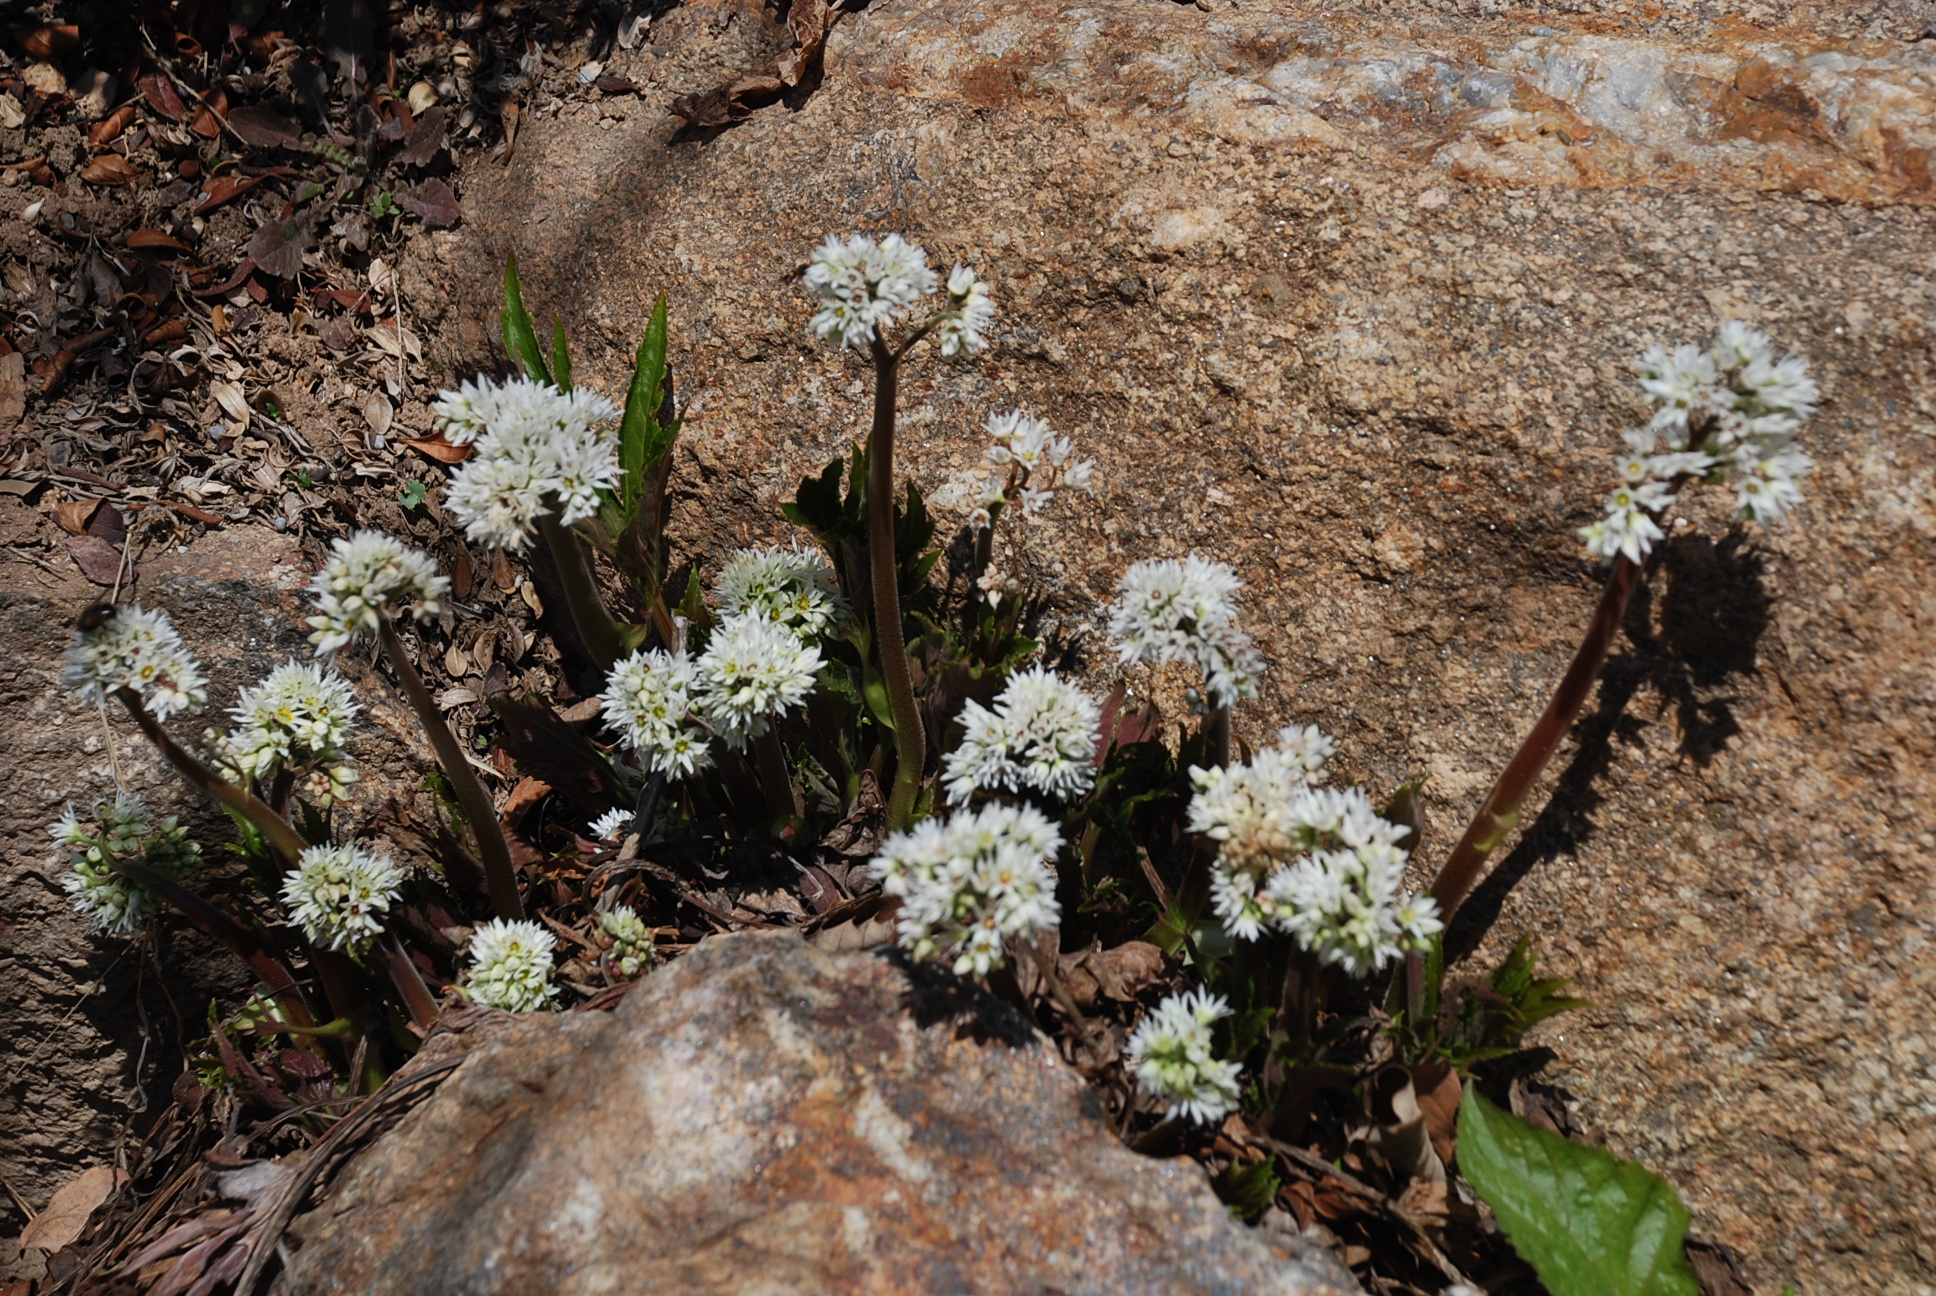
[753,728,801,827]
[377,621,525,920]
[114,688,310,867]
[537,511,625,671]
[1428,555,1644,921]
[869,336,925,830]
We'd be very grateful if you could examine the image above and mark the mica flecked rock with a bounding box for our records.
[278,931,1357,1296]
[400,0,1936,1290]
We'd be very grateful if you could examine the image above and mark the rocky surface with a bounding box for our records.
[406,0,1936,1290]
[278,930,1356,1296]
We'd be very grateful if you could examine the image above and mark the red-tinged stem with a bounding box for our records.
[381,932,440,1031]
[378,621,525,920]
[116,690,311,867]
[753,728,801,828]
[869,335,925,830]
[1429,556,1645,921]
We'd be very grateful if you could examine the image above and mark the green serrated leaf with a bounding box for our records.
[1211,1159,1280,1221]
[1458,1085,1700,1296]
[501,253,551,384]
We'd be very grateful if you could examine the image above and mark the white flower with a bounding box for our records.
[935,264,995,357]
[804,232,938,349]
[868,803,1063,977]
[1108,555,1262,707]
[600,905,655,977]
[978,410,1095,521]
[600,648,714,779]
[307,531,449,653]
[1125,989,1244,1125]
[63,606,208,721]
[1586,327,1818,564]
[1187,731,1439,975]
[465,918,558,1011]
[53,794,201,936]
[280,843,405,953]
[694,611,823,748]
[212,660,359,796]
[942,666,1101,805]
[439,375,622,551]
[714,545,845,639]
[589,807,632,841]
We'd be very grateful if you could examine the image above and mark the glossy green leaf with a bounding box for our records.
[1458,1085,1700,1296]
[501,253,551,384]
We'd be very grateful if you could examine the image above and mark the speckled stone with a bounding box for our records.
[278,931,1357,1296]
[408,1,1936,1289]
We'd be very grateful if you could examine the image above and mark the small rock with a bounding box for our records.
[280,932,1358,1296]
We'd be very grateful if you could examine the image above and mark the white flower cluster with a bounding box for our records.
[693,611,824,749]
[805,233,937,349]
[714,545,844,639]
[601,648,713,779]
[64,606,207,721]
[280,843,405,953]
[437,375,623,551]
[804,233,992,355]
[943,667,1101,805]
[465,917,558,1011]
[969,410,1095,532]
[589,807,632,841]
[1188,728,1440,975]
[869,802,1063,976]
[937,265,995,357]
[1124,989,1244,1125]
[1582,322,1817,564]
[307,531,450,653]
[599,905,656,977]
[52,794,201,936]
[1108,556,1263,708]
[211,660,359,803]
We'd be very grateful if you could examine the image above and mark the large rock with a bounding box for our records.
[403,1,1936,1289]
[281,930,1356,1295]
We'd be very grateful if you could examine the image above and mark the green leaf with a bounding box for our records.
[550,319,573,392]
[501,253,551,384]
[398,480,428,510]
[620,295,679,495]
[1458,1084,1700,1296]
[1211,1159,1280,1221]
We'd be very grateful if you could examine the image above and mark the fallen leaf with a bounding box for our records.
[126,228,192,256]
[503,777,553,819]
[66,533,126,584]
[20,24,80,60]
[86,502,127,544]
[594,76,640,95]
[211,379,252,425]
[363,394,394,438]
[1408,1061,1463,1170]
[520,581,543,615]
[437,686,479,710]
[0,93,24,130]
[56,498,103,535]
[194,173,265,215]
[399,178,460,228]
[80,154,140,186]
[400,434,471,464]
[18,1165,123,1252]
[245,212,316,279]
[1085,940,1167,1000]
[227,105,303,148]
[776,0,830,86]
[137,72,186,121]
[191,88,228,138]
[89,102,137,146]
[397,106,445,167]
[0,351,24,429]
[1684,1237,1755,1296]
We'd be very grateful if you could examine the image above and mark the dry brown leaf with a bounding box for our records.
[66,533,128,585]
[503,777,552,820]
[399,435,471,465]
[21,24,80,60]
[363,394,393,438]
[126,228,192,256]
[194,173,264,215]
[211,379,251,424]
[1408,1062,1463,1170]
[80,154,140,187]
[0,352,25,430]
[55,497,102,535]
[191,88,228,139]
[18,1164,123,1252]
[776,0,830,86]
